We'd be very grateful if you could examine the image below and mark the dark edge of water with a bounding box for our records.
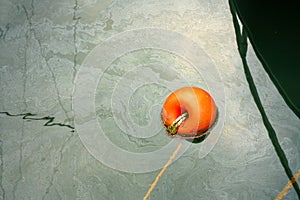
[229,0,300,197]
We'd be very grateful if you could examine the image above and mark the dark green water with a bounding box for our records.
[233,0,300,116]
[231,0,300,197]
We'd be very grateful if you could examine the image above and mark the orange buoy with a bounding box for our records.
[161,87,217,139]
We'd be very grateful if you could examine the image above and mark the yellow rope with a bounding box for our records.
[143,141,183,200]
[276,168,300,200]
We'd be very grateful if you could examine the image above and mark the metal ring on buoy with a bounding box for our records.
[161,87,217,139]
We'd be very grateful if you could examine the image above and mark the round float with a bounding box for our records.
[161,87,217,139]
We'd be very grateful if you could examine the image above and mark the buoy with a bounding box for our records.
[144,86,217,200]
[161,87,217,139]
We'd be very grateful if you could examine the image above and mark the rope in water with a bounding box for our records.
[276,168,300,200]
[142,138,299,200]
[143,140,183,200]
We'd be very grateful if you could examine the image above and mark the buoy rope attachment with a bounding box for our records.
[165,112,188,136]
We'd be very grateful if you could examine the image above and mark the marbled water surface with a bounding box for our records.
[0,0,299,199]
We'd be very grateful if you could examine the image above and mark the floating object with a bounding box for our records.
[161,87,217,139]
[144,87,217,199]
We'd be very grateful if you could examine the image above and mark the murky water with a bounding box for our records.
[0,0,299,199]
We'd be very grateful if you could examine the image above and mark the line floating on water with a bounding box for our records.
[276,168,300,200]
[143,140,183,200]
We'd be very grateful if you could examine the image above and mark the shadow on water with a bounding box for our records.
[185,133,209,144]
[229,0,300,197]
